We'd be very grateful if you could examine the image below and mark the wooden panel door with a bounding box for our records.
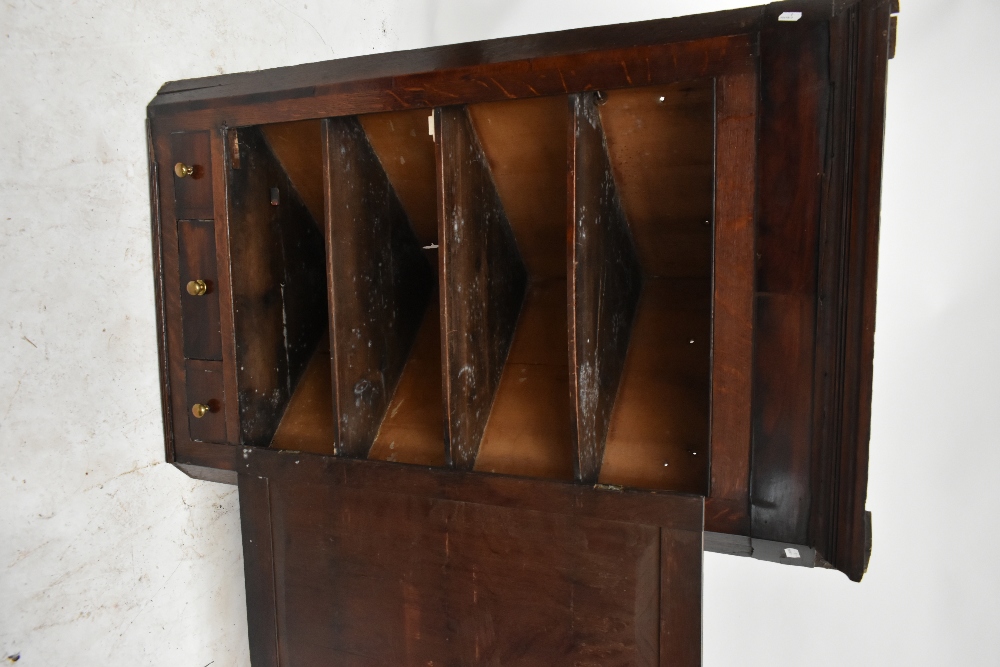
[238,448,703,666]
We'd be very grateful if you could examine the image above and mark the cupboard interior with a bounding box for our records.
[230,80,713,494]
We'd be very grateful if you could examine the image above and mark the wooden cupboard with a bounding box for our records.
[147,0,896,663]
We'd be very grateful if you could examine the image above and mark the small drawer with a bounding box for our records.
[171,131,214,219]
[185,360,227,443]
[178,219,222,360]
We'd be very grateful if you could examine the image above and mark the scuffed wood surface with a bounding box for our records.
[323,116,434,458]
[227,126,328,448]
[569,91,643,483]
[438,106,527,470]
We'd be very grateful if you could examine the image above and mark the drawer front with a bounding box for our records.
[171,131,214,219]
[178,219,222,360]
[185,360,227,443]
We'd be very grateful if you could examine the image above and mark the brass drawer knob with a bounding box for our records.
[174,162,195,178]
[191,403,211,419]
[186,279,208,296]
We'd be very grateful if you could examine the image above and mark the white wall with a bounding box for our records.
[1,1,996,665]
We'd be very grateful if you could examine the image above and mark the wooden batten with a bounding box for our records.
[226,126,328,448]
[568,92,643,483]
[323,116,435,459]
[437,106,528,471]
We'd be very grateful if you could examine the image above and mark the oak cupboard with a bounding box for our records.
[147,0,896,663]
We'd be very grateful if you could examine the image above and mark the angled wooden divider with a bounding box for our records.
[323,116,435,458]
[227,126,328,448]
[568,92,644,483]
[594,81,715,495]
[437,106,528,470]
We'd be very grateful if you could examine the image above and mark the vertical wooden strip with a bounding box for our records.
[147,122,175,462]
[323,117,434,458]
[659,510,703,666]
[238,473,279,667]
[812,0,893,581]
[157,129,190,457]
[213,128,241,445]
[835,0,891,582]
[706,65,757,535]
[568,92,643,483]
[437,106,527,470]
[751,10,830,545]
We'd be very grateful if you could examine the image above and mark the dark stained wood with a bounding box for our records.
[569,91,642,483]
[359,109,440,246]
[211,128,242,446]
[705,65,757,535]
[438,106,527,470]
[154,126,200,460]
[661,524,703,666]
[147,121,174,463]
[238,447,703,666]
[174,439,238,472]
[227,126,328,447]
[238,473,279,667]
[175,462,238,486]
[809,0,893,582]
[155,9,762,101]
[148,34,755,132]
[185,359,227,443]
[177,219,222,361]
[149,0,895,593]
[170,131,214,219]
[323,116,434,458]
[751,8,830,545]
[259,120,325,230]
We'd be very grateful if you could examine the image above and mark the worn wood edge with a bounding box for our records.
[706,64,757,535]
[174,462,238,486]
[438,106,528,471]
[322,116,433,458]
[149,6,766,110]
[237,474,280,667]
[750,4,832,548]
[147,120,174,464]
[821,0,891,583]
[241,446,703,532]
[660,514,703,666]
[804,0,891,582]
[704,530,751,557]
[153,128,196,464]
[320,118,342,458]
[175,439,238,471]
[212,128,241,445]
[568,92,642,484]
